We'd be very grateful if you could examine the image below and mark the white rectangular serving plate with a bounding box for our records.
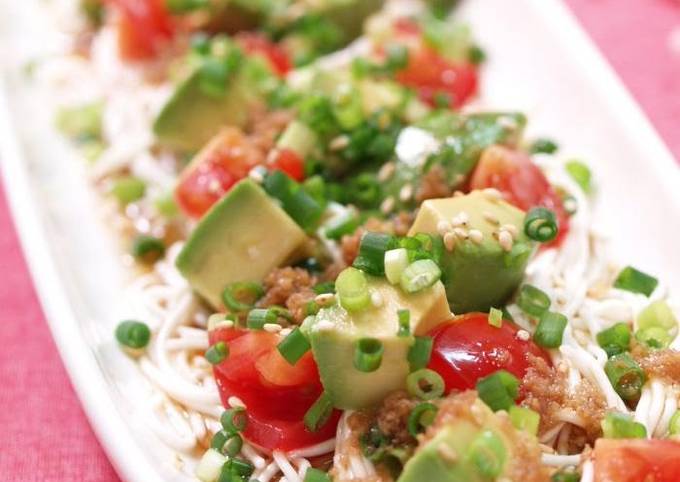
[1,0,679,481]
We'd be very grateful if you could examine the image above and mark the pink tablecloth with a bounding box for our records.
[1,2,679,481]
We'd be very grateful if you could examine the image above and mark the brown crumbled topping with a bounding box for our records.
[332,412,391,482]
[633,346,680,383]
[339,212,415,266]
[376,391,418,445]
[341,230,363,265]
[257,267,316,322]
[247,108,295,154]
[415,165,452,203]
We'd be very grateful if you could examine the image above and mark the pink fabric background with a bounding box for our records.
[1,1,679,480]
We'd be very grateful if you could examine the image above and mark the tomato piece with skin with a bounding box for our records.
[427,313,550,394]
[208,327,339,451]
[236,33,291,77]
[470,145,570,247]
[175,128,264,218]
[268,148,306,182]
[594,439,680,482]
[110,0,174,60]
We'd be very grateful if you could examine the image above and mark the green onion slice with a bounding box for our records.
[524,207,559,243]
[466,430,507,479]
[210,430,229,451]
[613,266,658,297]
[221,457,254,479]
[533,311,568,348]
[336,267,371,312]
[384,248,410,285]
[638,300,678,333]
[400,259,442,294]
[397,309,411,337]
[604,353,646,401]
[115,320,151,349]
[205,341,229,365]
[354,338,384,373]
[669,410,680,436]
[635,326,672,349]
[407,402,438,437]
[529,138,558,155]
[304,468,332,482]
[565,160,592,193]
[277,327,311,365]
[596,323,631,357]
[488,307,503,328]
[353,232,397,276]
[131,235,166,263]
[221,407,247,434]
[476,370,519,412]
[246,308,278,330]
[601,412,647,439]
[304,392,333,432]
[408,336,433,372]
[517,284,551,318]
[324,212,359,241]
[508,406,540,436]
[407,369,445,400]
[111,176,146,205]
[222,433,243,457]
[221,281,264,313]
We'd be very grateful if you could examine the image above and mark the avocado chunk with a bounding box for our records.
[176,180,308,308]
[307,278,451,409]
[409,191,535,313]
[398,392,545,482]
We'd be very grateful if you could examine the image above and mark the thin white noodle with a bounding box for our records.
[580,460,594,482]
[541,453,580,467]
[273,450,301,482]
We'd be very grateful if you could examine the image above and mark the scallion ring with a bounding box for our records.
[604,353,646,401]
[407,402,438,437]
[336,267,370,312]
[221,281,264,312]
[205,341,229,365]
[523,207,558,242]
[220,407,247,434]
[407,369,445,400]
[246,308,278,330]
[304,392,333,432]
[354,338,384,373]
[516,284,551,318]
[115,320,151,349]
[407,336,433,372]
[222,434,243,457]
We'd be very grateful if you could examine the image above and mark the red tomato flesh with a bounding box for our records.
[208,327,339,451]
[470,145,570,247]
[427,313,550,393]
[268,148,306,182]
[236,33,291,77]
[594,439,680,482]
[110,0,174,60]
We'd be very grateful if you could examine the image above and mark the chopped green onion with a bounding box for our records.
[336,267,371,312]
[604,353,646,401]
[565,160,592,193]
[601,412,647,439]
[385,43,409,71]
[638,300,678,333]
[210,430,229,451]
[332,84,363,130]
[166,0,208,13]
[221,408,247,434]
[305,301,320,316]
[517,284,551,318]
[466,429,507,478]
[488,307,503,328]
[524,207,558,243]
[312,282,335,295]
[246,308,278,330]
[111,176,146,205]
[221,458,254,479]
[353,232,396,276]
[397,309,411,337]
[529,138,558,155]
[508,406,540,436]
[222,433,243,457]
[195,449,226,482]
[354,338,384,372]
[384,248,410,285]
[476,370,519,412]
[304,392,333,432]
[221,282,264,312]
[324,213,359,240]
[613,266,658,297]
[407,402,438,437]
[277,327,311,365]
[131,235,166,264]
[407,368,445,400]
[400,259,441,294]
[304,468,332,482]
[154,192,179,218]
[551,470,581,482]
[467,45,487,65]
[596,323,631,357]
[533,311,568,348]
[205,342,229,365]
[635,326,672,349]
[264,170,324,232]
[115,320,151,349]
[55,102,102,143]
[408,336,433,372]
[668,410,680,435]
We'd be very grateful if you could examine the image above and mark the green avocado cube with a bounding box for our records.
[409,190,535,314]
[176,180,309,308]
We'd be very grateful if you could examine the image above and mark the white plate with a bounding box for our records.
[1,0,679,481]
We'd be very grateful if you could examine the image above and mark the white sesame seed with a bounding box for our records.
[457,211,469,225]
[482,187,503,201]
[483,211,500,225]
[469,229,484,244]
[263,323,282,333]
[380,196,395,214]
[329,135,350,151]
[279,328,292,337]
[208,178,222,193]
[498,230,513,251]
[314,320,335,331]
[315,293,336,306]
[453,227,469,240]
[437,220,452,235]
[377,162,396,182]
[228,396,246,408]
[248,166,266,184]
[516,329,530,341]
[399,183,414,202]
[370,290,384,307]
[443,232,457,251]
[501,224,519,239]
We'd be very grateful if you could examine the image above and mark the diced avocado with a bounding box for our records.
[316,0,384,40]
[176,180,309,308]
[276,120,318,158]
[398,394,543,482]
[153,69,256,152]
[409,191,535,314]
[308,278,451,409]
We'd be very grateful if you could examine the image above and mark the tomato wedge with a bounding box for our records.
[236,33,291,77]
[594,439,680,482]
[109,0,174,60]
[470,145,570,246]
[208,327,339,451]
[175,128,263,218]
[427,313,550,394]
[268,148,306,182]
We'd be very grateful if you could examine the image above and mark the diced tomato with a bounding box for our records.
[470,145,570,247]
[109,0,174,60]
[392,18,421,37]
[209,327,339,451]
[395,48,478,108]
[427,313,550,394]
[175,128,263,218]
[236,33,291,77]
[593,439,680,482]
[268,148,305,182]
